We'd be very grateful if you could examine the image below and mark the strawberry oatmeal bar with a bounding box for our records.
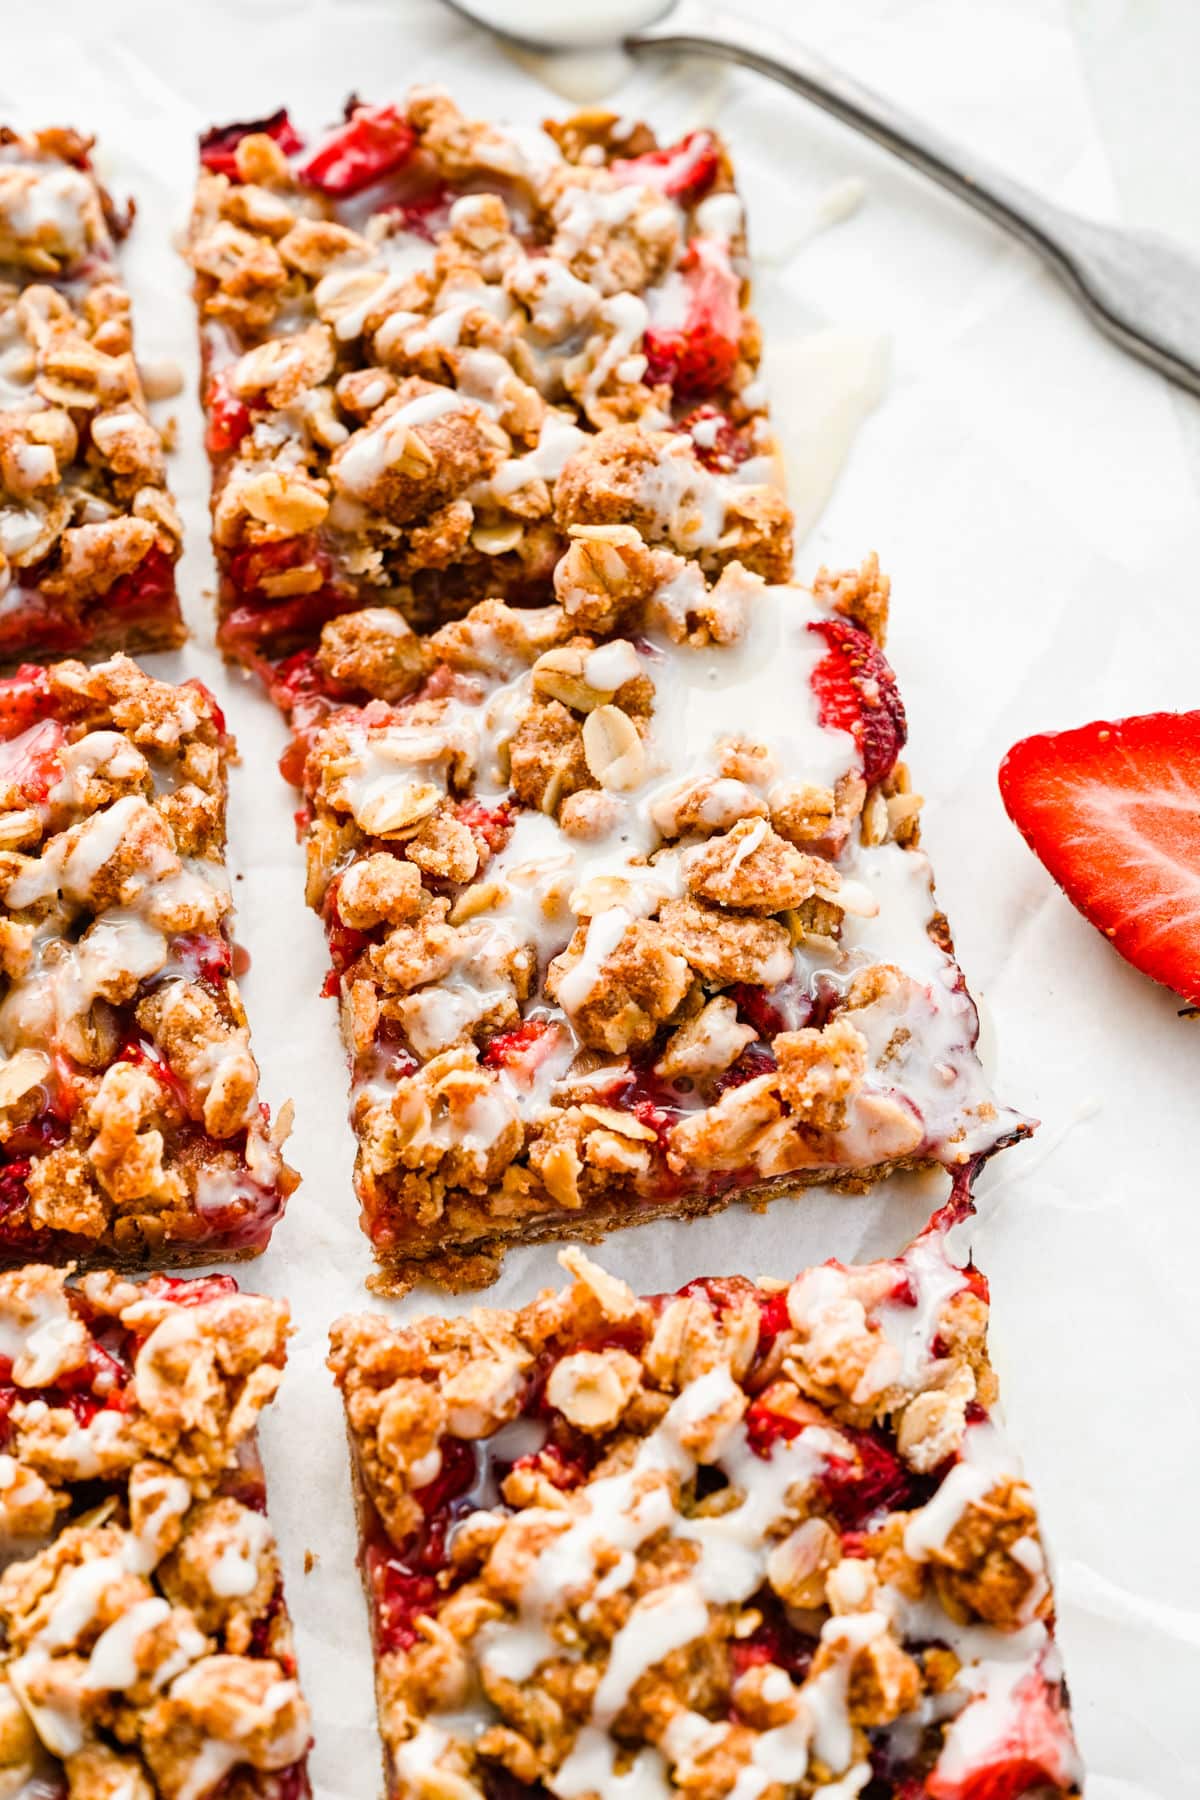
[0,1264,311,1797]
[328,1208,1081,1799]
[0,655,297,1264]
[0,128,185,661]
[186,92,790,663]
[285,548,1025,1291]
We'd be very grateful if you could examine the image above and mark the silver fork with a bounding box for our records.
[450,0,1200,397]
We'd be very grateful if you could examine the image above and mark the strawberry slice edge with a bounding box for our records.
[999,709,1200,1007]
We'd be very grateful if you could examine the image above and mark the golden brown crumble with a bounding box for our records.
[187,91,791,656]
[0,129,184,656]
[0,657,296,1263]
[328,1235,1079,1798]
[0,1266,310,1797]
[292,530,1015,1289]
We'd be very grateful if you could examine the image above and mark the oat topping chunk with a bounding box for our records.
[0,1264,311,1798]
[186,94,788,662]
[279,548,1023,1291]
[328,1209,1082,1799]
[0,656,297,1266]
[0,128,185,661]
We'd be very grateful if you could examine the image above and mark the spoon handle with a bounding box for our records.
[627,0,1200,397]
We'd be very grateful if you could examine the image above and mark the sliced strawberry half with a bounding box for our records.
[807,618,907,787]
[999,710,1200,1006]
[611,130,720,202]
[643,236,741,396]
[297,102,416,197]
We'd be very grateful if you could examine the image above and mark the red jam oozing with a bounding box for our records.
[453,797,515,859]
[101,544,178,626]
[816,1426,922,1530]
[368,1436,478,1655]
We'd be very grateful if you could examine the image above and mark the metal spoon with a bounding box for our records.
[447,0,1200,398]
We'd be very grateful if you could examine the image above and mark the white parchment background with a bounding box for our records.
[4,1,1198,1792]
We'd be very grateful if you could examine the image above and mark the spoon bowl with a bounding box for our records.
[442,0,672,54]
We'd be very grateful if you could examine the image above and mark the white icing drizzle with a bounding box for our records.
[81,1596,170,1691]
[903,1420,1020,1562]
[208,1507,273,1598]
[339,572,1017,1166]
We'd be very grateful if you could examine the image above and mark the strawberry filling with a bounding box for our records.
[0,665,53,740]
[0,716,66,806]
[711,1041,778,1095]
[611,130,721,202]
[384,183,457,241]
[205,368,253,455]
[199,111,304,181]
[729,1603,817,1691]
[817,1426,925,1529]
[366,1435,478,1654]
[926,1665,1080,1800]
[221,537,351,658]
[643,236,742,396]
[297,102,417,197]
[678,403,756,473]
[481,1016,567,1083]
[323,877,376,995]
[808,617,907,787]
[171,932,235,989]
[0,545,177,657]
[453,797,515,858]
[144,1272,240,1309]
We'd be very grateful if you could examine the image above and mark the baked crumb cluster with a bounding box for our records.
[0,655,296,1263]
[186,92,790,661]
[0,1264,311,1798]
[328,1217,1081,1800]
[0,128,184,661]
[286,548,1022,1290]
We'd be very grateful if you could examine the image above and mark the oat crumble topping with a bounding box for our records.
[328,1211,1081,1799]
[0,1263,310,1798]
[0,128,184,661]
[0,656,297,1265]
[186,94,788,661]
[276,547,1023,1290]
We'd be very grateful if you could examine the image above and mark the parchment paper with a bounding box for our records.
[3,2,1196,1792]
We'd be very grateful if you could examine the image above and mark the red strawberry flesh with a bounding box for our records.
[297,103,416,196]
[999,710,1200,1005]
[643,236,741,396]
[807,618,907,787]
[610,130,720,202]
